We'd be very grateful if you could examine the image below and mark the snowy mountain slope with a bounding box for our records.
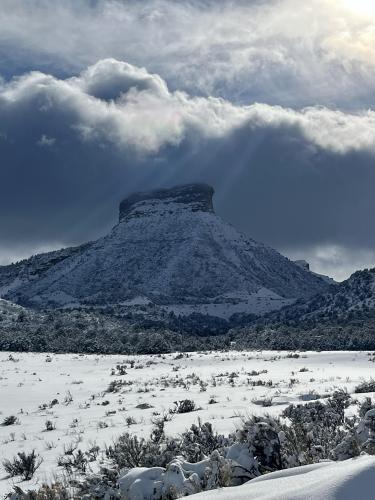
[307,268,375,318]
[188,455,375,500]
[0,243,92,297]
[266,267,375,325]
[0,298,24,318]
[1,184,330,315]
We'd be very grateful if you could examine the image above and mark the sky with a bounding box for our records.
[1,0,375,281]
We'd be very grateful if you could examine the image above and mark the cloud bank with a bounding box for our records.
[1,58,375,280]
[1,0,375,109]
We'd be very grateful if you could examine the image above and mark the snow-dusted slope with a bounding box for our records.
[1,184,329,315]
[189,455,375,500]
[0,298,24,316]
[310,268,375,317]
[270,267,375,325]
[0,298,45,336]
[0,243,91,297]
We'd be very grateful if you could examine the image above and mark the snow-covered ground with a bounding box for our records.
[189,455,375,500]
[0,350,374,497]
[162,288,294,318]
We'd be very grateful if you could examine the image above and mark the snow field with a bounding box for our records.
[0,350,375,496]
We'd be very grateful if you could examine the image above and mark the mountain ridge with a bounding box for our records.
[262,267,375,326]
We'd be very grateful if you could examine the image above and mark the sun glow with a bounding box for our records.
[342,0,375,16]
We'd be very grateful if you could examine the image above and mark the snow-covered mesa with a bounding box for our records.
[0,184,329,317]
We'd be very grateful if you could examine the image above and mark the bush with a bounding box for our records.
[3,450,43,480]
[358,397,375,417]
[57,450,87,474]
[238,415,282,474]
[105,433,161,469]
[2,415,18,426]
[354,379,375,393]
[44,420,55,431]
[281,391,353,466]
[179,420,225,462]
[10,483,70,499]
[172,399,197,414]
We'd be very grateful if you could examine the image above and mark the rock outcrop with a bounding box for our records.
[119,183,214,222]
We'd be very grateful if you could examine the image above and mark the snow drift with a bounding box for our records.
[187,455,375,500]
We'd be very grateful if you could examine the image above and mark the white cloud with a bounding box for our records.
[37,134,56,147]
[0,1,375,108]
[74,59,169,100]
[2,58,375,156]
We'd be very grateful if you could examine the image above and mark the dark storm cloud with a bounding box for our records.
[1,59,375,281]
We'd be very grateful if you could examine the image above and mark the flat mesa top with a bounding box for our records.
[119,183,215,221]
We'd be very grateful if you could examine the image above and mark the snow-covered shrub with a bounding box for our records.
[281,391,353,466]
[327,390,352,415]
[9,463,119,499]
[149,418,166,445]
[332,433,360,461]
[225,443,258,484]
[72,461,120,499]
[237,415,282,475]
[125,417,137,427]
[44,420,55,431]
[8,483,71,499]
[358,397,375,418]
[2,415,18,426]
[357,408,375,454]
[106,380,127,393]
[63,441,78,456]
[174,451,232,490]
[354,380,375,393]
[172,400,197,414]
[118,450,233,500]
[57,449,87,474]
[178,420,227,463]
[118,464,200,500]
[3,450,43,480]
[106,433,162,469]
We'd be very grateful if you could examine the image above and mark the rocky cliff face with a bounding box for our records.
[0,184,331,317]
[119,184,214,222]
